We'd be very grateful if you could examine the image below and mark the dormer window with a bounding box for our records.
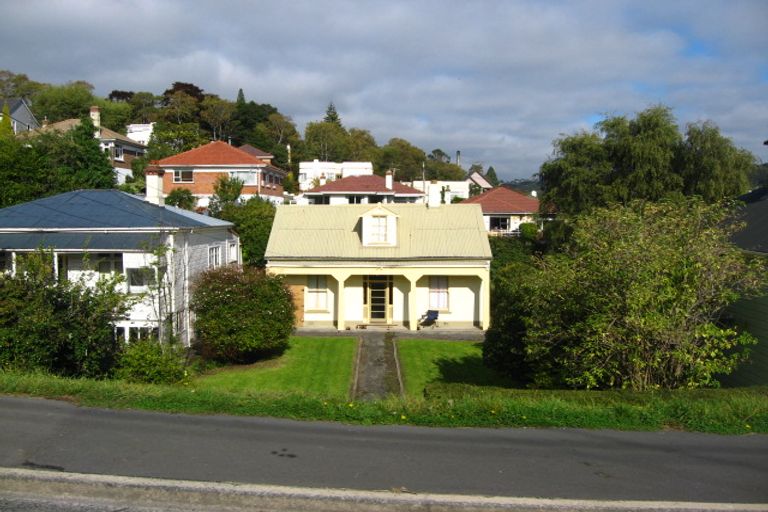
[360,205,398,247]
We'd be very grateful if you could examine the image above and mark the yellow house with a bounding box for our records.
[265,203,492,330]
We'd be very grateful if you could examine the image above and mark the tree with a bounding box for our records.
[31,81,96,122]
[468,163,484,175]
[483,199,766,390]
[324,101,342,126]
[0,70,44,99]
[161,91,199,124]
[162,82,205,104]
[208,175,243,217]
[0,103,13,139]
[236,88,246,105]
[424,159,465,181]
[200,96,235,140]
[486,166,500,186]
[678,121,755,201]
[129,92,159,123]
[191,265,293,363]
[108,90,134,103]
[304,121,349,162]
[231,96,278,145]
[219,197,276,267]
[379,138,426,181]
[539,106,754,216]
[146,121,206,160]
[165,188,197,210]
[96,99,132,133]
[347,128,380,163]
[428,149,451,163]
[282,172,298,194]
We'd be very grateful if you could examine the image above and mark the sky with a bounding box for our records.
[2,0,766,180]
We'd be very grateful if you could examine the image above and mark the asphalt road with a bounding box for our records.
[1,396,766,504]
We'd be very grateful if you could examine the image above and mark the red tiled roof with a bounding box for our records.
[304,175,423,195]
[156,141,265,166]
[461,186,539,214]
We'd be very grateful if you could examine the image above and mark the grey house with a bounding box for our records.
[1,97,39,133]
[727,187,768,386]
[0,189,240,344]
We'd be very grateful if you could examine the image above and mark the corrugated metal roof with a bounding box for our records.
[0,190,233,229]
[0,232,164,251]
[266,204,491,261]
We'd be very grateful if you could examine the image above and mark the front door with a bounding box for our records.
[364,275,393,324]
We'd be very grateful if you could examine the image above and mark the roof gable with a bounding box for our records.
[156,141,265,166]
[35,118,145,148]
[461,186,539,214]
[0,190,232,230]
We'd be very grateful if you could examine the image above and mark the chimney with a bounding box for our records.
[531,190,538,198]
[89,106,101,129]
[385,170,393,190]
[427,180,442,208]
[456,150,461,168]
[145,165,165,206]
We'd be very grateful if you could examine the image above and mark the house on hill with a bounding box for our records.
[297,160,373,192]
[155,141,286,208]
[265,203,491,330]
[35,106,146,184]
[0,98,39,134]
[0,189,239,345]
[300,172,423,205]
[461,186,540,235]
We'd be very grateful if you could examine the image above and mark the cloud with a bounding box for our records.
[1,0,766,179]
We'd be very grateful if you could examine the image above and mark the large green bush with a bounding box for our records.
[116,338,188,384]
[0,252,129,378]
[484,199,766,390]
[190,265,294,363]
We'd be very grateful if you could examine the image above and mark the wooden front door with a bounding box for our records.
[288,284,305,327]
[364,276,393,324]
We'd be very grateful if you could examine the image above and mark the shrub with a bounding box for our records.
[0,251,129,378]
[116,338,188,384]
[191,266,294,363]
[165,188,197,210]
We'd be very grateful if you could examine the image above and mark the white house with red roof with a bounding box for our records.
[155,141,286,208]
[461,186,540,235]
[300,171,424,205]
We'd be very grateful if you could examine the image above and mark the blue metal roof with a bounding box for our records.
[0,190,232,229]
[0,232,164,251]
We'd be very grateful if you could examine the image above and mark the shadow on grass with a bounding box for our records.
[432,343,520,388]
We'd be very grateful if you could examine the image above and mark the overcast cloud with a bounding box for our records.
[2,0,766,180]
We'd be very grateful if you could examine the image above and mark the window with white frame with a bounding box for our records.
[370,215,388,243]
[208,246,222,268]
[113,145,124,161]
[429,276,449,311]
[96,253,123,274]
[173,169,194,183]
[228,242,238,263]
[229,171,258,186]
[306,275,327,310]
[127,267,155,293]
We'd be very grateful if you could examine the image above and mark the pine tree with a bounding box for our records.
[236,88,245,105]
[324,102,342,127]
[486,166,500,186]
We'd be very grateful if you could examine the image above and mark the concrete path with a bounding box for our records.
[352,331,403,401]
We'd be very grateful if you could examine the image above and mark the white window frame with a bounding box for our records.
[370,215,388,243]
[113,145,124,161]
[173,169,194,183]
[429,276,449,311]
[228,242,238,263]
[208,245,222,269]
[126,267,155,294]
[95,253,124,274]
[306,275,327,311]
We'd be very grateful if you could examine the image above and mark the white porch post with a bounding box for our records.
[407,274,420,331]
[336,273,350,331]
[480,271,491,330]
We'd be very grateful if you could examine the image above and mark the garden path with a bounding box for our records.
[351,331,403,401]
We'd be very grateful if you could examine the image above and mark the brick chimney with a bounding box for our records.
[145,165,165,206]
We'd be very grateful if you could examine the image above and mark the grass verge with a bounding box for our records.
[1,337,766,434]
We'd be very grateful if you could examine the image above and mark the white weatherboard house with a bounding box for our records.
[0,189,240,345]
[265,203,491,330]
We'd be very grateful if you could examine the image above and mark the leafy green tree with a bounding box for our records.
[428,148,451,163]
[678,121,755,201]
[324,101,342,126]
[468,163,484,175]
[165,188,197,210]
[208,175,243,217]
[161,91,199,124]
[347,128,380,163]
[236,88,246,105]
[0,135,46,207]
[0,70,45,99]
[200,96,235,141]
[304,121,349,162]
[282,172,298,194]
[0,103,13,139]
[96,99,132,133]
[425,159,465,181]
[484,199,766,390]
[249,112,301,169]
[231,94,278,145]
[146,122,206,160]
[31,81,96,122]
[129,92,159,123]
[486,166,500,186]
[379,138,426,180]
[219,197,276,267]
[191,265,293,363]
[0,251,129,378]
[162,82,205,103]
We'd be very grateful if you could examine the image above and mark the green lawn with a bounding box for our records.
[194,336,356,399]
[397,339,513,396]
